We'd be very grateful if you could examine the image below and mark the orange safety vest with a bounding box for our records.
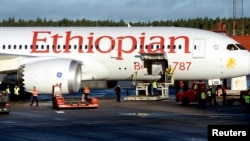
[84,86,90,94]
[33,89,38,96]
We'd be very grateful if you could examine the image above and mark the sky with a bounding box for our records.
[0,0,249,22]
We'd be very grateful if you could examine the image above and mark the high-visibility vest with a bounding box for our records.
[201,92,206,99]
[212,87,216,94]
[244,95,250,104]
[84,86,90,94]
[33,89,38,97]
[166,67,174,74]
[6,88,10,94]
[152,81,157,88]
[14,87,20,95]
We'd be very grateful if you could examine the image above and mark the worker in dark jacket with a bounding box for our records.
[114,85,121,102]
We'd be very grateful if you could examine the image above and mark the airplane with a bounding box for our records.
[0,26,250,94]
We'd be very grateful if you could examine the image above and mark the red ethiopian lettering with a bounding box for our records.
[95,36,115,53]
[134,62,142,70]
[138,32,146,54]
[51,34,62,53]
[168,36,190,53]
[86,32,94,53]
[65,31,84,53]
[31,31,50,53]
[31,31,191,59]
[147,36,165,53]
[117,36,136,60]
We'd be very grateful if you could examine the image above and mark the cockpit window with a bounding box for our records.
[227,44,238,51]
[235,44,247,50]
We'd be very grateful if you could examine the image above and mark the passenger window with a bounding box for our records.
[8,45,11,49]
[3,45,5,49]
[14,45,16,49]
[19,45,22,49]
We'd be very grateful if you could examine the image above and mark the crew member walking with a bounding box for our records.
[30,86,38,106]
[114,85,121,102]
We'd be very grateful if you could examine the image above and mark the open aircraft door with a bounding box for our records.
[140,53,168,75]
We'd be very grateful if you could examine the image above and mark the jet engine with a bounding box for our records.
[18,59,82,94]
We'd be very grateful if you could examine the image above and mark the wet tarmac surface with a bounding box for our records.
[0,95,250,141]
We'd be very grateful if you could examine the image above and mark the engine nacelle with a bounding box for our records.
[19,59,82,94]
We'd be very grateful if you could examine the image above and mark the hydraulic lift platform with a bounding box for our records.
[124,53,173,101]
[124,82,171,101]
[52,84,98,109]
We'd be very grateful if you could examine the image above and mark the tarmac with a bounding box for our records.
[0,94,249,141]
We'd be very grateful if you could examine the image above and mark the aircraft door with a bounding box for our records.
[192,39,206,58]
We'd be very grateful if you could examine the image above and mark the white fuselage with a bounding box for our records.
[0,27,250,93]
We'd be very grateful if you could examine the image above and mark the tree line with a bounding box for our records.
[1,17,250,35]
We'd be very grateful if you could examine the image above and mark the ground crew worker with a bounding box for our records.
[166,65,174,84]
[152,80,158,95]
[82,86,90,104]
[114,85,121,102]
[5,85,11,100]
[30,86,38,106]
[222,85,227,106]
[243,90,250,114]
[14,84,20,101]
[209,85,217,105]
[200,90,207,110]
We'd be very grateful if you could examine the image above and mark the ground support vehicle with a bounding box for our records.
[176,81,209,105]
[224,90,248,105]
[52,84,98,109]
[0,91,10,114]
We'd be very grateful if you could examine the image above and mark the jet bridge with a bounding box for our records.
[124,53,174,100]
